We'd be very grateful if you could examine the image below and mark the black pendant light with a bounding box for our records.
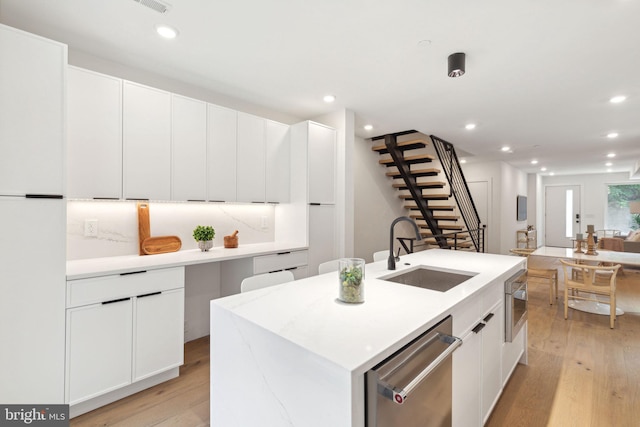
[448,52,466,77]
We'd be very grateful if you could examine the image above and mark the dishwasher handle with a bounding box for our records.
[384,334,462,405]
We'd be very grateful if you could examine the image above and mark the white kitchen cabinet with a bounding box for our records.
[65,267,185,406]
[265,120,290,203]
[0,198,66,404]
[207,104,237,202]
[308,204,337,275]
[452,282,505,427]
[253,250,308,275]
[237,112,266,203]
[66,299,133,405]
[308,122,337,204]
[67,66,122,199]
[0,24,66,196]
[172,94,207,201]
[134,288,185,381]
[123,81,171,200]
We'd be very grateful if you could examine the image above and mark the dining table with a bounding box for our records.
[531,246,640,316]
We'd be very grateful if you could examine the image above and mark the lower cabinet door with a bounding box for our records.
[133,288,185,381]
[481,303,504,422]
[452,329,482,427]
[66,299,133,405]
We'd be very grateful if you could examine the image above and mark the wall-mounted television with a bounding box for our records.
[517,195,527,221]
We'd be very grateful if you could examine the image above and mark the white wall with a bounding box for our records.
[540,172,631,236]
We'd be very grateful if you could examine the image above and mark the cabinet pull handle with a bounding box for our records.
[483,312,494,323]
[284,267,298,271]
[25,194,63,199]
[472,322,486,334]
[93,197,119,200]
[125,198,149,201]
[277,251,291,255]
[120,270,147,276]
[137,291,161,298]
[102,297,131,305]
[187,199,206,202]
[309,202,321,206]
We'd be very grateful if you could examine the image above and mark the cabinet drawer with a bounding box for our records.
[67,267,185,308]
[253,250,308,274]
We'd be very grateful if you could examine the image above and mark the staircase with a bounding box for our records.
[371,130,484,252]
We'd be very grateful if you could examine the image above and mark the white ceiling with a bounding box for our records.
[2,0,640,177]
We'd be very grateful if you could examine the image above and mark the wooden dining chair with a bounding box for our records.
[240,270,295,293]
[510,249,558,305]
[559,260,621,329]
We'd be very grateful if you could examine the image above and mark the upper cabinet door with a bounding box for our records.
[207,104,237,202]
[123,82,171,201]
[236,113,266,203]
[67,67,122,199]
[265,120,290,203]
[0,25,66,196]
[308,122,336,204]
[172,95,207,201]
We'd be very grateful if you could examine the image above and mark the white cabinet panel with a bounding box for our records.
[0,25,66,196]
[253,250,308,274]
[67,66,122,199]
[308,122,336,204]
[207,104,237,202]
[0,198,66,404]
[453,329,482,427]
[66,299,133,405]
[237,113,266,203]
[308,204,337,275]
[482,302,504,423]
[265,120,290,203]
[134,288,185,381]
[123,81,171,200]
[172,94,207,201]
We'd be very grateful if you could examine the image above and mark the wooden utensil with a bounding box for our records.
[142,236,182,255]
[137,202,182,255]
[224,230,239,248]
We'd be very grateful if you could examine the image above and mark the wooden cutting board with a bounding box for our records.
[142,236,182,255]
[137,202,182,255]
[138,202,151,255]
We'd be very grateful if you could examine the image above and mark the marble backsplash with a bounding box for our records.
[67,200,276,260]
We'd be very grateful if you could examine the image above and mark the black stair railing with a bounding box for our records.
[430,135,483,252]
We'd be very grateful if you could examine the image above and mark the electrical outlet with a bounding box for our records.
[260,216,268,229]
[84,219,98,237]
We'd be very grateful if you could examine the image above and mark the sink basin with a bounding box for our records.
[379,265,478,292]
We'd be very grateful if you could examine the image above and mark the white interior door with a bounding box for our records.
[545,185,580,247]
[467,181,489,250]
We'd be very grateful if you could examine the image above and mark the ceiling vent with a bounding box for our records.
[133,0,172,14]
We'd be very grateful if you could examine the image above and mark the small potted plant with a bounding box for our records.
[338,258,365,303]
[193,225,215,252]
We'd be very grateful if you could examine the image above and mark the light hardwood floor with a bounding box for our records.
[71,258,640,427]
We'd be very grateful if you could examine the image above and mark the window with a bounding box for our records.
[606,184,640,234]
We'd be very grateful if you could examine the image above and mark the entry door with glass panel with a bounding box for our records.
[545,185,580,247]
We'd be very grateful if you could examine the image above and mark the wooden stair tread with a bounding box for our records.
[386,168,440,178]
[398,193,449,200]
[392,181,446,189]
[407,205,455,211]
[372,138,429,153]
[379,153,435,166]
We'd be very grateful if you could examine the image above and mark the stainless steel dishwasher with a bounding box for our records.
[366,315,462,427]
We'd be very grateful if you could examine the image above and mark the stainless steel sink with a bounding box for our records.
[379,265,477,292]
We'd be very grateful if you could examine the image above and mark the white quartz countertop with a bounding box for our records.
[66,242,307,280]
[211,249,525,375]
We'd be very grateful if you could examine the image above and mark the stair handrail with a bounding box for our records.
[397,226,486,254]
[430,135,483,252]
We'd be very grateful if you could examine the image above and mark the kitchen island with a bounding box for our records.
[210,249,527,426]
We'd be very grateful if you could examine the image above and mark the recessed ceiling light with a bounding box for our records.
[459,159,467,164]
[363,124,373,131]
[501,146,510,152]
[605,162,613,167]
[155,24,179,39]
[607,152,616,158]
[607,132,619,139]
[465,123,476,130]
[323,95,336,103]
[531,160,538,165]
[549,172,555,176]
[607,168,612,173]
[540,167,547,172]
[610,95,627,103]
